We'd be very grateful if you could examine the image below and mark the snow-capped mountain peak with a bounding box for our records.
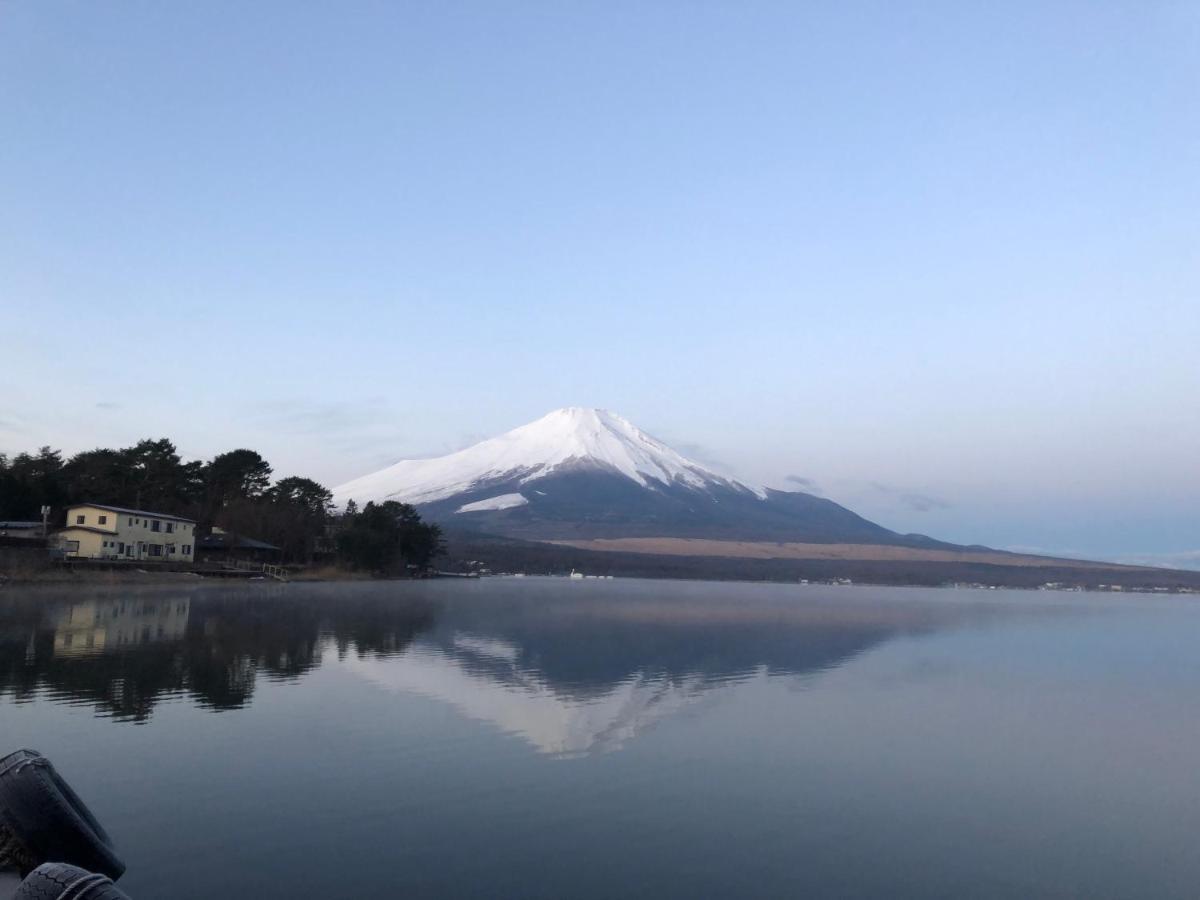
[332,407,763,508]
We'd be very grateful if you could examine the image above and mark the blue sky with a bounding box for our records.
[1,2,1197,564]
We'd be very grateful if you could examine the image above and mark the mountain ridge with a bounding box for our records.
[332,407,764,507]
[332,408,953,548]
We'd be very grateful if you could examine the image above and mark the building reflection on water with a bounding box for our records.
[51,598,192,657]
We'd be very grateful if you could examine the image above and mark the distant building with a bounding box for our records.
[0,521,44,540]
[198,526,281,563]
[55,503,197,562]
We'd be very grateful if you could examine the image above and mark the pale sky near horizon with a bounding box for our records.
[1,2,1197,565]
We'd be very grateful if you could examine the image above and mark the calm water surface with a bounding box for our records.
[1,579,1198,898]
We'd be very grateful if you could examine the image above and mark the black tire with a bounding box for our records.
[0,750,124,879]
[13,863,132,900]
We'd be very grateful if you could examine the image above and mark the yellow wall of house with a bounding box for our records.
[66,505,119,532]
[60,505,197,562]
[56,528,107,559]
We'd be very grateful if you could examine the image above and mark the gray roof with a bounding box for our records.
[70,503,196,523]
[199,533,281,551]
[0,521,41,529]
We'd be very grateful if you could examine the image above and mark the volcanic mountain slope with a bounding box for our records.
[332,408,950,547]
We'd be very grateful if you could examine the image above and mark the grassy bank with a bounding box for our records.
[0,548,409,586]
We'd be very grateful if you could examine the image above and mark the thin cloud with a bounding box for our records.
[1112,549,1200,571]
[785,475,823,495]
[452,432,488,452]
[95,401,122,410]
[250,398,412,454]
[899,492,950,512]
[1007,547,1200,572]
[241,398,416,484]
[254,398,390,434]
[670,440,736,476]
[0,410,29,434]
[869,481,950,512]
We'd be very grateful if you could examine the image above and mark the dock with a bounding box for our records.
[54,558,289,582]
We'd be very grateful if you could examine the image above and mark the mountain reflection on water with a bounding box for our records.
[0,579,993,753]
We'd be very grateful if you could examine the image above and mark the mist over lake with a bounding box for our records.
[2,579,1198,899]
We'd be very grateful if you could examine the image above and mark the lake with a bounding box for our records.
[1,578,1198,898]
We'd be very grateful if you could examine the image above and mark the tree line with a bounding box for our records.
[0,439,442,571]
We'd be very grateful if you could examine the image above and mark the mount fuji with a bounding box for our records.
[332,408,944,547]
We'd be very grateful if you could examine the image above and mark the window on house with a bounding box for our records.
[118,542,125,554]
[128,518,133,526]
[149,544,162,557]
[151,520,161,532]
[166,522,174,533]
[65,541,79,553]
[98,515,107,525]
[183,545,191,555]
[75,515,85,525]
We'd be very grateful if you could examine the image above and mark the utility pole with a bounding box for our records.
[40,505,50,538]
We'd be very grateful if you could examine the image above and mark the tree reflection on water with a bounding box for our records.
[0,588,437,721]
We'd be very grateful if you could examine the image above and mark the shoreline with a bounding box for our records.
[3,566,1199,596]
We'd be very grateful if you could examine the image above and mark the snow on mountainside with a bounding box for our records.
[331,407,949,546]
[332,407,764,508]
[456,493,529,514]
